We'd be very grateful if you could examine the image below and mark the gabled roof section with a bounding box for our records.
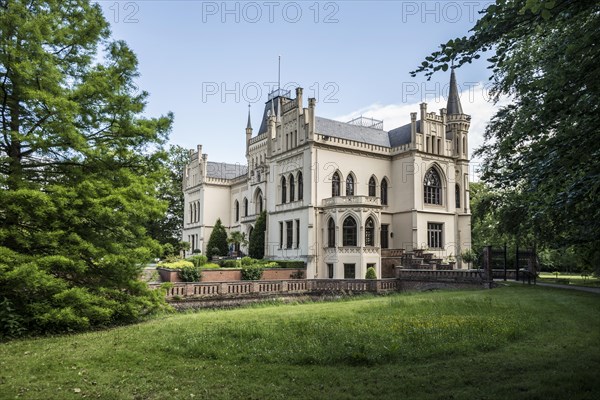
[388,121,420,147]
[206,161,248,180]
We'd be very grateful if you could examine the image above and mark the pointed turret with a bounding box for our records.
[446,69,463,115]
[245,104,253,156]
[246,104,252,130]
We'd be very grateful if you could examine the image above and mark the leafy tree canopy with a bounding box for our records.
[413,0,600,268]
[0,0,173,337]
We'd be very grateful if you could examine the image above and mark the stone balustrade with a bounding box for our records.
[150,278,402,300]
[321,195,380,208]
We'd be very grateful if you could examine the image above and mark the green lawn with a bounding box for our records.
[1,285,599,399]
[538,272,600,287]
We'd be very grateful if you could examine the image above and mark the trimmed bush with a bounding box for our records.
[186,255,208,268]
[159,260,194,269]
[178,266,201,282]
[241,264,264,280]
[249,211,266,259]
[241,256,255,266]
[275,260,306,269]
[222,260,240,269]
[202,263,221,269]
[365,267,377,279]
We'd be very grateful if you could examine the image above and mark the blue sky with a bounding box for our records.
[98,1,498,166]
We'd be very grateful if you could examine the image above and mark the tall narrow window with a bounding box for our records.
[244,198,248,217]
[381,179,388,205]
[327,263,334,279]
[286,221,293,249]
[327,218,336,248]
[235,200,239,222]
[258,194,263,213]
[297,172,303,200]
[344,264,356,279]
[365,217,375,246]
[381,224,389,249]
[279,222,283,249]
[424,168,442,205]
[455,184,461,209]
[289,174,295,202]
[295,219,300,248]
[368,176,376,197]
[427,222,443,249]
[281,176,287,204]
[346,174,354,196]
[342,216,357,246]
[332,172,340,197]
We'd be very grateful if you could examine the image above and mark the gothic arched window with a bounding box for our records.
[281,176,287,204]
[297,172,303,200]
[424,168,442,205]
[342,216,357,246]
[381,179,388,205]
[289,174,295,202]
[368,176,376,197]
[365,217,375,246]
[327,218,335,248]
[346,174,355,196]
[332,172,341,197]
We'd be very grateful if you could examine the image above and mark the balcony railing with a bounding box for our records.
[322,195,380,208]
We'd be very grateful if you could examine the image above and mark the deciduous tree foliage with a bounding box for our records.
[0,0,173,337]
[146,145,190,247]
[413,0,600,269]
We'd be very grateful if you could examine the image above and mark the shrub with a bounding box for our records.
[276,260,306,269]
[160,260,194,269]
[179,266,201,282]
[162,243,175,257]
[365,267,377,279]
[222,260,240,269]
[192,248,202,254]
[241,256,255,266]
[202,263,221,269]
[263,262,279,268]
[186,255,208,268]
[241,264,264,280]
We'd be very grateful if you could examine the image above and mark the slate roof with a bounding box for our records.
[388,121,420,147]
[206,161,248,180]
[315,117,393,147]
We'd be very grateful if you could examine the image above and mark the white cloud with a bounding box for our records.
[333,82,511,171]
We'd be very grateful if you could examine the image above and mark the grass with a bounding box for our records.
[1,285,599,399]
[538,272,600,287]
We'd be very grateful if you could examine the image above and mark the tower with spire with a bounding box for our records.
[446,69,471,160]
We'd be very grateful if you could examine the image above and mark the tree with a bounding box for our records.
[227,231,248,255]
[413,1,600,272]
[146,145,190,246]
[248,211,266,259]
[206,219,228,258]
[0,0,172,336]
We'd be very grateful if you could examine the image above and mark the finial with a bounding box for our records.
[246,103,252,130]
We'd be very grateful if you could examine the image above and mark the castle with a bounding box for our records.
[182,71,472,279]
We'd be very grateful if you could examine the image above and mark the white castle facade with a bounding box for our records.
[182,71,472,279]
